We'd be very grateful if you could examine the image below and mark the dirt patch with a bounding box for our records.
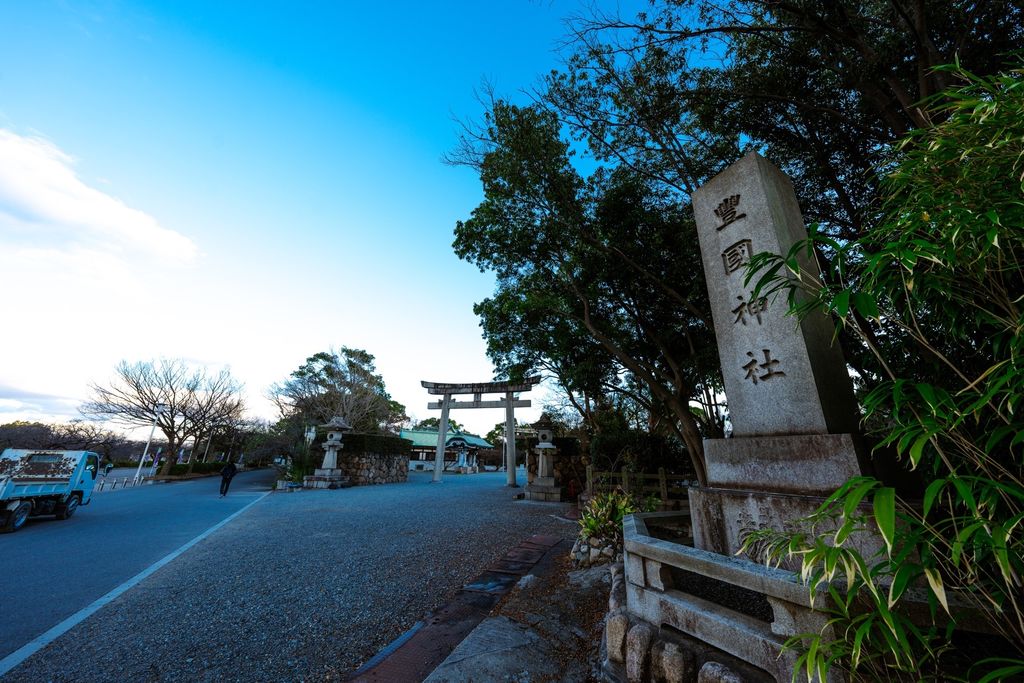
[492,551,610,682]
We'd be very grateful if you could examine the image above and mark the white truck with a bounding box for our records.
[0,449,99,533]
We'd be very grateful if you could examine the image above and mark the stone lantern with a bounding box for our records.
[320,416,351,469]
[453,440,469,472]
[525,414,561,502]
[303,415,351,489]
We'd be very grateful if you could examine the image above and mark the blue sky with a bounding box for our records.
[0,0,634,436]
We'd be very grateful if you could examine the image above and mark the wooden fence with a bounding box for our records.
[585,465,692,504]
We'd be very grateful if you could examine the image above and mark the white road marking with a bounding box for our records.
[0,490,271,678]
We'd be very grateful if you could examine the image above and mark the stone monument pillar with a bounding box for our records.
[303,416,352,490]
[524,414,561,502]
[690,152,869,556]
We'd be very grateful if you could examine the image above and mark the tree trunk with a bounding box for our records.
[670,400,708,486]
[158,438,178,476]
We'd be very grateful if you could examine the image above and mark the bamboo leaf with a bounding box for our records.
[832,289,851,321]
[924,567,951,615]
[915,383,938,409]
[976,659,1024,683]
[873,487,896,554]
[922,478,947,517]
[843,480,877,521]
[909,433,931,467]
[852,291,879,321]
[951,477,979,515]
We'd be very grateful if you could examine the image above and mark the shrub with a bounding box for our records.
[744,61,1024,681]
[579,490,657,543]
[341,433,412,456]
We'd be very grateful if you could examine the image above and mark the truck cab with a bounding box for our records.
[0,449,99,533]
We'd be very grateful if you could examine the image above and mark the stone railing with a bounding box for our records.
[614,511,837,683]
[337,452,408,486]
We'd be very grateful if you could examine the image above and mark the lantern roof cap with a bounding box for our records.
[532,413,555,432]
[320,416,352,431]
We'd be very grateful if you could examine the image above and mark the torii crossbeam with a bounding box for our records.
[421,377,540,485]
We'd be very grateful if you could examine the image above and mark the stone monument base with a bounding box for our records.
[525,476,561,502]
[694,433,877,561]
[303,467,350,489]
[703,433,865,495]
[690,486,884,563]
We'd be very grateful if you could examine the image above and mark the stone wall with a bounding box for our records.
[337,452,408,486]
[524,436,587,497]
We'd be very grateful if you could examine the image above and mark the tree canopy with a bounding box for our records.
[410,417,465,433]
[0,420,130,461]
[450,0,1022,484]
[270,347,407,435]
[81,359,244,475]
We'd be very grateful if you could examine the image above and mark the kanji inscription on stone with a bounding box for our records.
[732,292,768,326]
[714,194,747,230]
[722,239,753,275]
[742,349,785,384]
[692,152,860,437]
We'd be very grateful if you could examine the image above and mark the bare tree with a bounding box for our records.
[0,420,128,459]
[81,359,245,475]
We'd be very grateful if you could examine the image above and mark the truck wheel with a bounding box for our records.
[56,495,80,520]
[2,502,32,532]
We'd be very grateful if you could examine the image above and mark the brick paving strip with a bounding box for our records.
[348,533,564,682]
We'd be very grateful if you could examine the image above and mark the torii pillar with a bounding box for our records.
[422,377,540,485]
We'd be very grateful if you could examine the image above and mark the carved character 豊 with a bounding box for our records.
[714,194,747,231]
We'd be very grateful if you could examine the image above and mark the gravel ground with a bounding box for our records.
[5,471,576,683]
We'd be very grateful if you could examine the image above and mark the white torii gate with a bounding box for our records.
[421,377,540,486]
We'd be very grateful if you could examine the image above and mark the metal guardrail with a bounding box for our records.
[95,476,149,492]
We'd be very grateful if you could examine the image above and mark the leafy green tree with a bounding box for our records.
[484,421,507,447]
[411,417,465,432]
[540,0,1023,390]
[453,102,723,483]
[744,62,1024,681]
[270,347,407,435]
[553,0,1021,234]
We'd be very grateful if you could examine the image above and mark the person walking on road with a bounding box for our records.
[219,461,238,497]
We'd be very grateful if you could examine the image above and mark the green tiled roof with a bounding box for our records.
[399,428,493,450]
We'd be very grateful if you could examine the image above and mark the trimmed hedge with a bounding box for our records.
[166,462,228,476]
[339,433,412,457]
[191,462,227,474]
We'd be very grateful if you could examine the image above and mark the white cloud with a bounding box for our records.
[0,128,203,426]
[0,128,197,264]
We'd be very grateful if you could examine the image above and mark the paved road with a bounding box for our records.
[0,469,278,661]
[1,470,574,682]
